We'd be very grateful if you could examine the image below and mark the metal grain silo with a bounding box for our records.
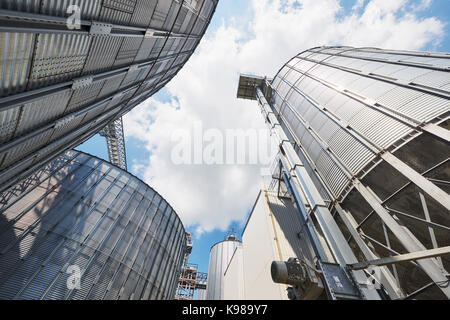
[237,46,450,300]
[0,0,218,193]
[0,150,187,300]
[206,235,241,300]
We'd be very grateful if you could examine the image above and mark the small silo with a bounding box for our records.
[206,234,241,300]
[237,46,450,299]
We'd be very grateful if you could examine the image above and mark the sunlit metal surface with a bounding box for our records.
[0,0,218,193]
[206,235,242,300]
[99,117,127,170]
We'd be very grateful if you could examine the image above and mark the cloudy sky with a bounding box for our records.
[79,0,450,277]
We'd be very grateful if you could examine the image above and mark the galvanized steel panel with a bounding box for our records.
[2,130,53,169]
[0,0,40,13]
[65,81,106,114]
[99,0,136,25]
[40,0,102,20]
[0,107,21,144]
[82,37,123,74]
[272,46,450,201]
[130,0,158,27]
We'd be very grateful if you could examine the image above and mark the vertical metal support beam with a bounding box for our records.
[418,189,444,268]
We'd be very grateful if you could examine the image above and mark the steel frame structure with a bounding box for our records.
[238,46,450,300]
[0,150,188,300]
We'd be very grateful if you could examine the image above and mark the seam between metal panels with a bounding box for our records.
[162,223,185,299]
[0,150,80,214]
[58,169,136,299]
[39,167,129,300]
[98,190,151,300]
[350,47,450,59]
[0,47,194,112]
[285,63,426,129]
[0,9,201,39]
[308,46,450,72]
[0,59,190,156]
[114,191,165,300]
[127,0,218,109]
[154,210,183,299]
[0,160,108,258]
[141,0,208,96]
[301,56,450,101]
[125,0,190,109]
[146,205,177,299]
[151,212,179,299]
[271,87,358,180]
[67,177,145,300]
[80,189,162,298]
[0,104,124,185]
[125,198,175,299]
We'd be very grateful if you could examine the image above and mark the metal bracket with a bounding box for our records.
[90,22,112,36]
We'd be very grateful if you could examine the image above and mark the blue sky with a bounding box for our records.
[78,0,450,294]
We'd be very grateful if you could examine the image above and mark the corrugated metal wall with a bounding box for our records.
[259,46,450,299]
[0,150,187,300]
[0,0,218,193]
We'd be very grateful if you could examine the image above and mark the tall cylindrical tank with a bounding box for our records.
[197,288,207,300]
[0,0,218,194]
[206,235,241,300]
[259,46,450,299]
[0,150,187,300]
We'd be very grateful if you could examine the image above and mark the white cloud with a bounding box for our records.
[123,0,445,235]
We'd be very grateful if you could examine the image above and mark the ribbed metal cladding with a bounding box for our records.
[0,0,218,193]
[206,237,241,300]
[271,46,450,199]
[0,150,187,300]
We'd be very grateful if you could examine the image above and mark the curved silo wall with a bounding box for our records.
[266,46,450,299]
[0,150,187,300]
[0,0,218,193]
[206,238,242,300]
